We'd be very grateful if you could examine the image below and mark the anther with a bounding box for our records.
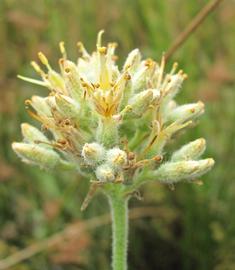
[25,99,32,106]
[128,152,135,160]
[124,73,131,80]
[31,61,44,75]
[190,108,195,113]
[178,69,184,75]
[59,41,67,58]
[38,52,51,70]
[98,46,107,54]
[96,29,105,48]
[153,155,163,163]
[57,139,67,145]
[112,55,118,61]
[64,67,71,74]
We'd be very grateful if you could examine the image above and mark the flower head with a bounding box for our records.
[13,31,214,208]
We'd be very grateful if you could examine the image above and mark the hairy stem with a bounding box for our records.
[96,117,119,147]
[109,194,129,270]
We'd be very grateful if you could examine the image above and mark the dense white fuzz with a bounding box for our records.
[95,163,115,182]
[12,142,61,169]
[129,89,153,117]
[21,123,49,144]
[123,48,141,73]
[153,159,214,184]
[106,148,127,169]
[30,96,52,116]
[55,94,80,118]
[171,138,206,161]
[167,101,205,123]
[81,142,105,165]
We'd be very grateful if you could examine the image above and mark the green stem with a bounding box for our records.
[109,194,129,270]
[96,117,119,148]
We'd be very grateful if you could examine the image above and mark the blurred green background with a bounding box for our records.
[0,0,235,269]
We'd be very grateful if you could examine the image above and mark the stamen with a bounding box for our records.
[96,29,105,48]
[24,99,32,106]
[156,54,165,88]
[113,71,130,92]
[170,62,178,75]
[17,75,49,87]
[31,61,46,76]
[80,77,95,94]
[108,42,118,52]
[38,52,52,70]
[98,46,110,89]
[77,42,90,59]
[178,69,184,75]
[27,109,44,123]
[59,41,67,59]
[58,58,64,72]
[98,46,107,54]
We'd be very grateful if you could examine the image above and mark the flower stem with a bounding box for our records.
[109,194,129,270]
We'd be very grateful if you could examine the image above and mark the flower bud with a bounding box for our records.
[123,48,141,73]
[163,74,184,100]
[95,163,115,182]
[147,121,192,157]
[81,142,105,165]
[120,79,132,110]
[106,148,127,169]
[38,52,50,67]
[162,100,177,121]
[62,60,82,103]
[167,101,205,123]
[129,89,153,117]
[12,142,62,169]
[55,94,80,119]
[171,138,206,161]
[153,159,214,184]
[31,96,51,116]
[47,70,65,93]
[132,61,154,93]
[21,123,49,144]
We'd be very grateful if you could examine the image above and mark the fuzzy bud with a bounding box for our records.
[153,159,215,184]
[128,89,153,117]
[123,48,141,73]
[167,101,205,123]
[12,142,62,169]
[82,142,105,165]
[47,70,65,93]
[62,60,82,103]
[95,163,115,182]
[162,100,177,122]
[132,59,153,91]
[171,138,206,161]
[21,123,49,144]
[106,148,127,169]
[55,94,80,118]
[31,96,51,116]
[163,74,184,100]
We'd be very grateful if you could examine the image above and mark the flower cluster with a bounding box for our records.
[13,31,214,207]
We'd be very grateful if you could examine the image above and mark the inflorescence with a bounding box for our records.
[12,31,214,208]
